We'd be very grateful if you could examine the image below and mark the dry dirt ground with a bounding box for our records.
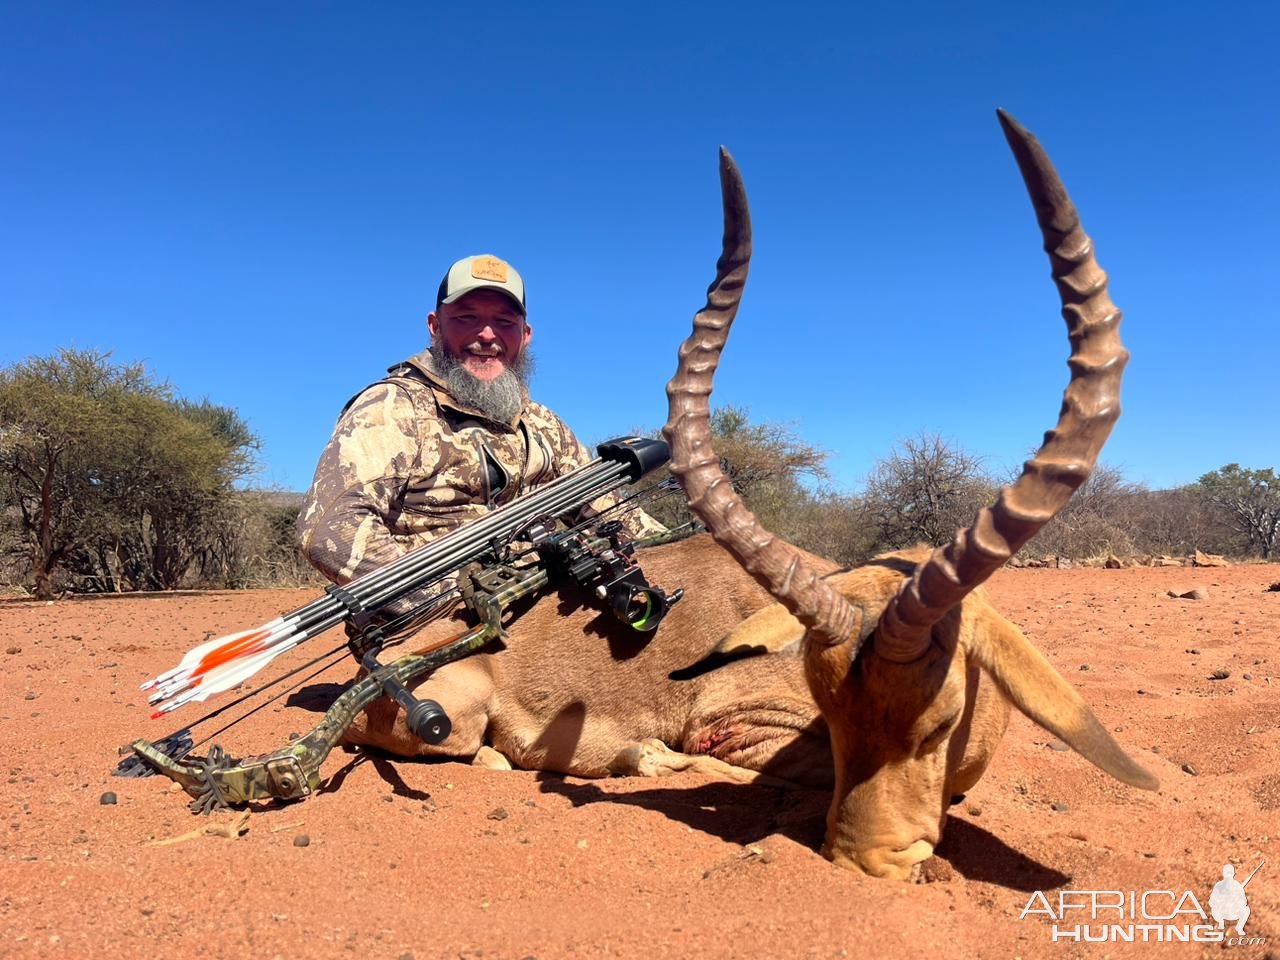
[1,563,1278,960]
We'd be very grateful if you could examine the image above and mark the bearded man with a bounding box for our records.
[297,254,664,624]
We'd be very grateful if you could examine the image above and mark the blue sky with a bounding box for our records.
[3,2,1277,493]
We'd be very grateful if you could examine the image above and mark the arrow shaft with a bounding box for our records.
[141,449,647,714]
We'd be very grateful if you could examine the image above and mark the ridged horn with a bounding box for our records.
[664,148,866,648]
[875,109,1129,663]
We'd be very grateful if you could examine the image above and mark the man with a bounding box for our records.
[297,253,664,624]
[1209,863,1253,936]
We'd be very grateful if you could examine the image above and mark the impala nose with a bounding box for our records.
[833,839,936,881]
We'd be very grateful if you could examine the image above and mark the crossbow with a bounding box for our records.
[119,436,683,813]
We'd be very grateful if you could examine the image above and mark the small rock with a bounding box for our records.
[99,792,117,805]
[1047,740,1070,752]
[1079,664,1090,671]
[1151,745,1161,754]
[23,692,36,701]
[5,646,20,655]
[420,798,437,814]
[1243,673,1253,681]
[1051,802,1069,813]
[1186,648,1201,655]
[287,731,301,741]
[1143,851,1158,859]
[966,806,982,817]
[486,807,508,821]
[1265,582,1280,592]
[1210,669,1230,680]
[1067,830,1088,842]
[293,834,310,847]
[918,856,954,883]
[1182,763,1198,776]
[1193,550,1228,568]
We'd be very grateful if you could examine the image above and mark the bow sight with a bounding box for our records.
[541,521,682,631]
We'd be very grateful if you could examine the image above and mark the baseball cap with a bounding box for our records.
[436,254,526,313]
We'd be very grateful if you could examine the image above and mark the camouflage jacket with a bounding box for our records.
[297,350,665,617]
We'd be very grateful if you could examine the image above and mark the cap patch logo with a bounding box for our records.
[470,256,509,283]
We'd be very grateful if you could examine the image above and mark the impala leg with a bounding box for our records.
[608,738,800,788]
[472,745,514,770]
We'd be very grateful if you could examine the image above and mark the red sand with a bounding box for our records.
[1,563,1277,959]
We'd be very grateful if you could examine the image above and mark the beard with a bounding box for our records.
[430,339,535,424]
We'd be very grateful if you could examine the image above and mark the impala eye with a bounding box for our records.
[918,714,960,753]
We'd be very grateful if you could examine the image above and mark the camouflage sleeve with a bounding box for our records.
[296,382,426,593]
[533,405,668,539]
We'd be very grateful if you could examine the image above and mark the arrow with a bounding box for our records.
[139,441,665,716]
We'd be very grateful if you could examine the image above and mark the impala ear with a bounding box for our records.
[714,603,806,656]
[970,606,1158,791]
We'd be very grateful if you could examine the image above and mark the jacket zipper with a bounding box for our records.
[479,439,510,508]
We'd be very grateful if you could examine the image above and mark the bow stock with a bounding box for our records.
[130,621,499,811]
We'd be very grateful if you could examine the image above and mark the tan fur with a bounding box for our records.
[651,126,1157,878]
[345,538,1153,881]
[800,547,1154,879]
[343,534,837,789]
[714,602,807,656]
